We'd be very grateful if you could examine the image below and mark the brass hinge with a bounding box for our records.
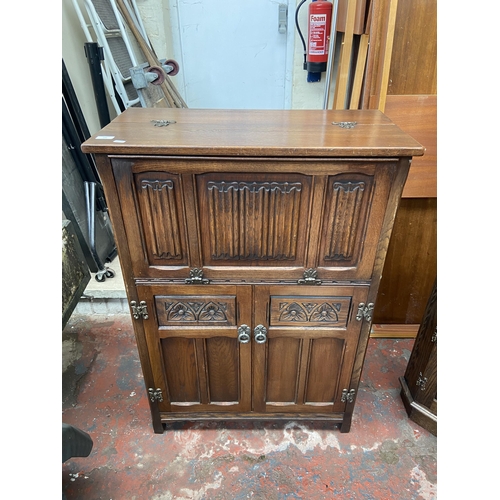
[130,300,148,320]
[185,268,210,284]
[416,372,427,391]
[148,388,164,403]
[341,389,356,403]
[298,268,322,285]
[355,302,374,322]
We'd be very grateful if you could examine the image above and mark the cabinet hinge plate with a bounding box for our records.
[185,268,210,284]
[341,388,356,403]
[298,268,322,285]
[416,372,428,391]
[148,388,164,403]
[131,301,148,320]
[356,302,374,322]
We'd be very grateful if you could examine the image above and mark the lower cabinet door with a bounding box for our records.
[252,285,369,414]
[137,284,253,413]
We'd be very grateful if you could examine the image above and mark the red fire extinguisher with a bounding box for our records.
[307,0,333,73]
[296,0,333,79]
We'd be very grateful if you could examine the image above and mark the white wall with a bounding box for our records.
[62,0,331,132]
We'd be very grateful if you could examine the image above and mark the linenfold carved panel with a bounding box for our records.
[155,295,236,326]
[321,174,374,266]
[137,177,184,261]
[198,175,310,264]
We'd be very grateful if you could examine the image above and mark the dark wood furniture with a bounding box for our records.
[82,108,424,433]
[399,280,437,435]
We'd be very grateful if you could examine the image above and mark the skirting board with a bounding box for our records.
[370,324,419,338]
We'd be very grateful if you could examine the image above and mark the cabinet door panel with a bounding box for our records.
[266,337,302,403]
[112,159,191,278]
[205,337,240,402]
[253,285,369,413]
[161,337,200,403]
[196,172,313,280]
[317,164,395,280]
[304,337,345,403]
[138,285,252,412]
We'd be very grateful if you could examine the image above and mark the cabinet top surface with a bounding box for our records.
[81,108,424,158]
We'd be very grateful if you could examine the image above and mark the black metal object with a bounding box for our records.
[83,42,111,128]
[62,59,117,274]
[62,59,107,212]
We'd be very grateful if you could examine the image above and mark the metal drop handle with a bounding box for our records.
[254,325,268,344]
[237,325,251,344]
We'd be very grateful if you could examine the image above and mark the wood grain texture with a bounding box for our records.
[266,338,302,403]
[197,173,311,265]
[318,164,395,281]
[349,34,370,109]
[387,0,437,95]
[205,337,239,402]
[384,95,436,198]
[373,198,436,324]
[333,0,358,109]
[305,338,345,403]
[161,337,200,403]
[82,108,424,158]
[336,0,368,34]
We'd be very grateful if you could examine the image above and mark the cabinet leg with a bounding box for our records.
[153,421,165,434]
[150,405,164,434]
[340,415,352,433]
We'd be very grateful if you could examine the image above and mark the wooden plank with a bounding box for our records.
[375,0,398,111]
[349,34,369,109]
[362,0,388,108]
[370,324,419,338]
[384,94,436,198]
[387,0,437,95]
[333,0,358,109]
[336,0,368,34]
[373,198,436,324]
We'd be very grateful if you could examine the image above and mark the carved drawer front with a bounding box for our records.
[196,172,313,280]
[317,166,395,280]
[270,296,352,328]
[112,159,190,278]
[137,284,252,413]
[155,295,236,327]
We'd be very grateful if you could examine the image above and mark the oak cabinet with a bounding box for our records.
[399,281,437,435]
[82,108,424,433]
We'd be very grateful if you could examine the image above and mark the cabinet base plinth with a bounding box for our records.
[155,411,348,432]
[399,376,437,436]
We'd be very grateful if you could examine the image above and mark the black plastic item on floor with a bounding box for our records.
[62,423,93,463]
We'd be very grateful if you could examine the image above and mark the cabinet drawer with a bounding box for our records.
[269,295,352,328]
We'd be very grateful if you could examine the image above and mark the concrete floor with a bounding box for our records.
[62,312,437,500]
